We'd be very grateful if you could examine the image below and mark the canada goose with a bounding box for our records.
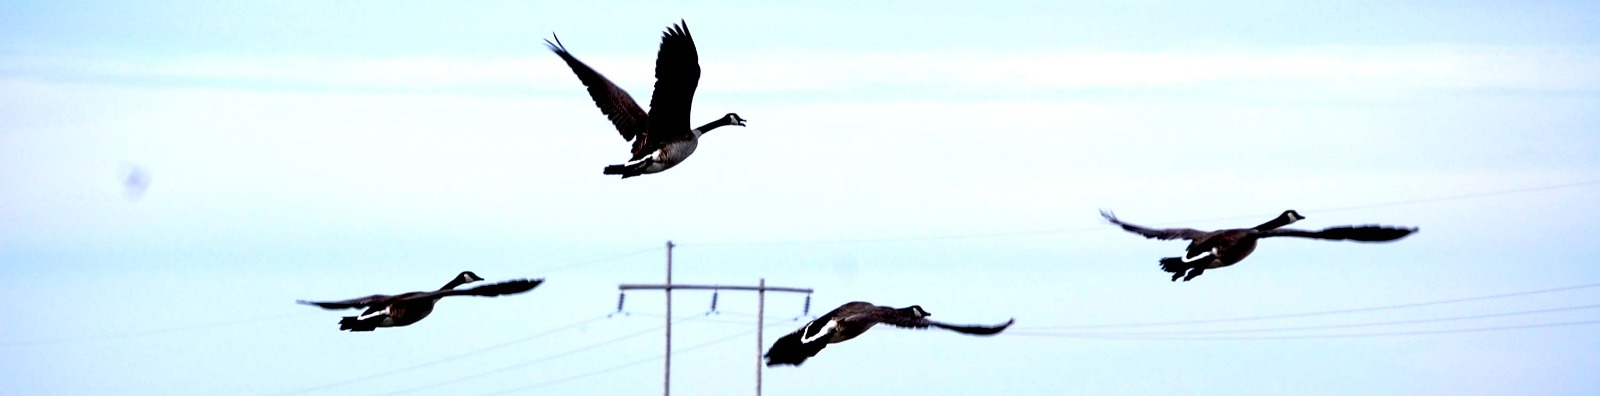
[546,20,747,178]
[764,301,1015,367]
[1102,210,1418,281]
[297,271,543,331]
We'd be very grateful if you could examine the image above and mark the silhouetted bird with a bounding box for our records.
[298,271,542,331]
[546,20,746,178]
[1103,209,1417,281]
[765,301,1014,367]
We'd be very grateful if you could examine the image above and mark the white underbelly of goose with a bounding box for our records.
[646,133,700,173]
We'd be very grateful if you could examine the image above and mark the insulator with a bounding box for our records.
[801,294,812,316]
[608,293,627,318]
[707,290,720,315]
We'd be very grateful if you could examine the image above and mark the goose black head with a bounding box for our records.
[724,113,747,127]
[1281,210,1306,223]
[458,271,486,283]
[901,305,932,318]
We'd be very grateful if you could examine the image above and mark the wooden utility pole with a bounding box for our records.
[663,241,673,396]
[620,276,812,396]
[756,278,764,396]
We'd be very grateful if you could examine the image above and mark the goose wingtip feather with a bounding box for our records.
[1099,209,1118,223]
[544,33,564,52]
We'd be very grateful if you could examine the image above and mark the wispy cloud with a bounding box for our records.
[4,45,1597,94]
[0,52,556,91]
[710,45,1600,94]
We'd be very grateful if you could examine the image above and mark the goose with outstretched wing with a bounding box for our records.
[546,20,746,178]
[298,271,543,331]
[764,301,1014,367]
[1103,209,1417,281]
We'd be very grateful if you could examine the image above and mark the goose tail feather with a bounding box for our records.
[603,162,648,179]
[339,316,377,332]
[1159,257,1187,274]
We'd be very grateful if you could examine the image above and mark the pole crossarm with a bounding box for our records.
[619,284,813,294]
[631,241,812,396]
[618,278,812,396]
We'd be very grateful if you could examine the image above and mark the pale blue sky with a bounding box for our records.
[3,1,1599,395]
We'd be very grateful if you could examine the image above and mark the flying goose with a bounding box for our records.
[764,301,1015,367]
[1102,210,1418,281]
[297,271,543,331]
[546,20,747,178]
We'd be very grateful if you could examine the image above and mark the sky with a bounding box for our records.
[3,0,1599,395]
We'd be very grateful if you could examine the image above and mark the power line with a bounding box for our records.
[2,247,664,348]
[1016,281,1600,330]
[534,246,662,274]
[1117,179,1600,229]
[630,312,805,327]
[370,315,701,396]
[1308,178,1600,213]
[682,178,1600,247]
[267,314,610,396]
[470,321,795,396]
[0,311,315,347]
[684,225,1103,247]
[1013,302,1600,336]
[1007,319,1600,340]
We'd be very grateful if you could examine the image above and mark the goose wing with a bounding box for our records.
[1101,210,1210,240]
[858,307,1016,335]
[764,318,833,366]
[637,20,701,161]
[297,294,399,310]
[404,278,545,301]
[928,318,1016,335]
[546,36,650,145]
[1259,225,1418,242]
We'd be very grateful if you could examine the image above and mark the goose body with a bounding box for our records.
[1102,210,1417,281]
[298,271,543,331]
[764,301,1014,367]
[546,20,746,178]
